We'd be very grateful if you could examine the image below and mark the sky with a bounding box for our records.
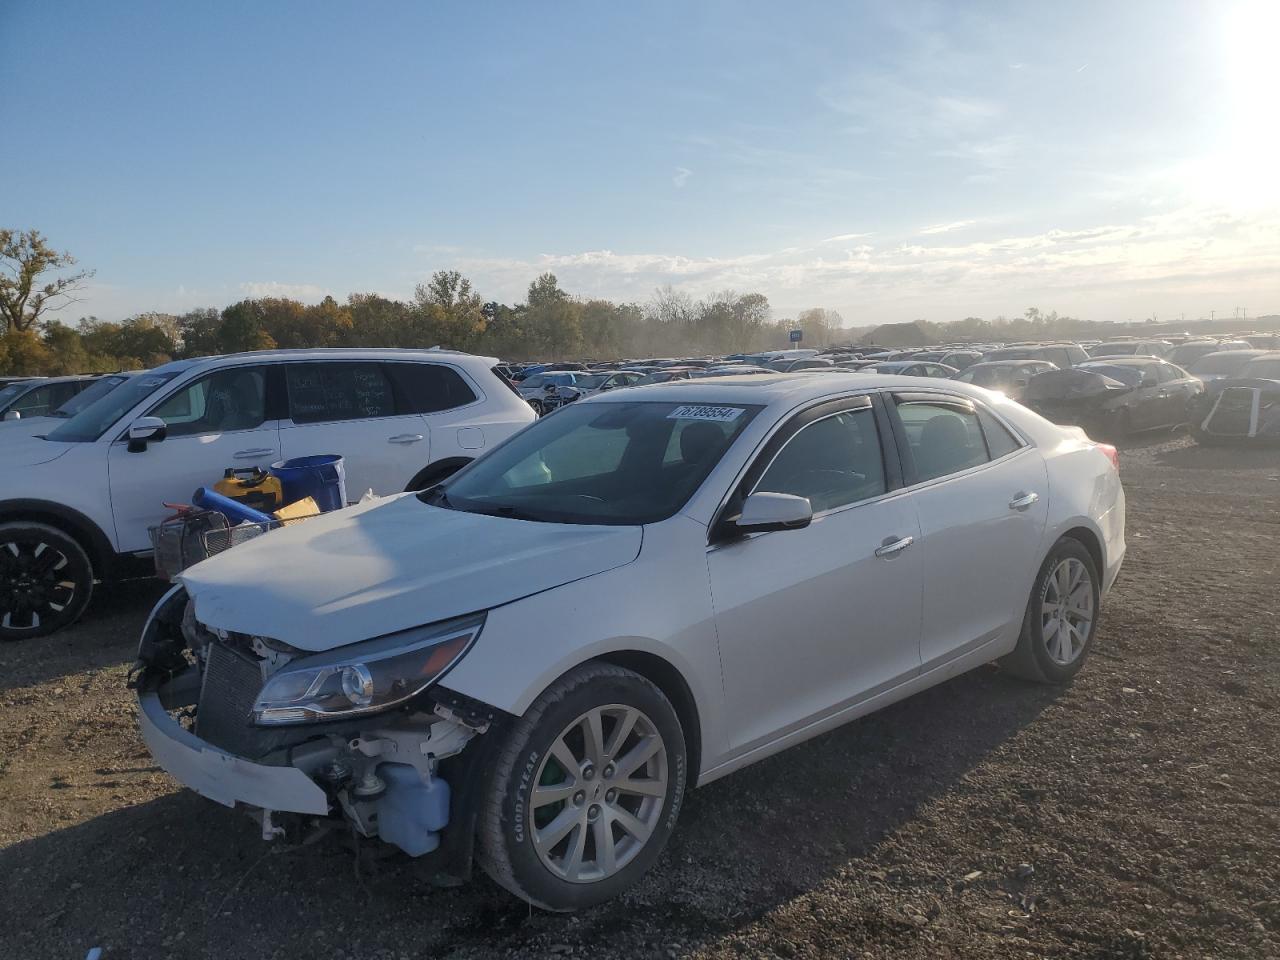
[3,0,1278,327]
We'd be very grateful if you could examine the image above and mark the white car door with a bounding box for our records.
[108,364,281,552]
[707,395,923,757]
[889,393,1048,669]
[277,361,430,498]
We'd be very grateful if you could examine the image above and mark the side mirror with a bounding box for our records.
[3,411,20,422]
[734,492,813,534]
[126,416,167,453]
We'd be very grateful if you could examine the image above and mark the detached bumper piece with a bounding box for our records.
[138,689,329,815]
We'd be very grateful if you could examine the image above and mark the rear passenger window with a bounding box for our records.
[387,362,478,413]
[976,407,1022,460]
[895,399,989,482]
[754,407,886,512]
[286,363,396,424]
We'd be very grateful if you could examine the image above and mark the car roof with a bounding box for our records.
[968,359,1050,368]
[178,347,500,369]
[588,371,993,410]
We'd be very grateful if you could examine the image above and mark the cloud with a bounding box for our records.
[919,220,977,235]
[822,232,874,243]
[672,167,692,188]
[238,281,330,301]
[426,204,1280,322]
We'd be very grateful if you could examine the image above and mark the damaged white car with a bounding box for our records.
[134,374,1125,911]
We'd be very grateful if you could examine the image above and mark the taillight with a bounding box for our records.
[1095,442,1119,471]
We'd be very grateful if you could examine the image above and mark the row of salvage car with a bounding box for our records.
[519,348,1280,445]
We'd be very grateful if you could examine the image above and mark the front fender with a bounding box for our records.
[439,516,724,777]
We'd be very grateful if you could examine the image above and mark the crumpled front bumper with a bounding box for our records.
[137,689,329,815]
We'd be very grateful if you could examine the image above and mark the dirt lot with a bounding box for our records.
[1,434,1277,960]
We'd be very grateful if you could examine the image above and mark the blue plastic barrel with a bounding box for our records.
[269,455,347,512]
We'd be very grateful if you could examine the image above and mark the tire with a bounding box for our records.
[477,662,687,911]
[528,399,544,416]
[999,538,1100,684]
[0,522,94,641]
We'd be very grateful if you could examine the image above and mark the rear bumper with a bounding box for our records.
[137,690,329,815]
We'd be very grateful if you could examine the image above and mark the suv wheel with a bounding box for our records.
[477,662,687,911]
[0,522,94,640]
[1000,537,1099,683]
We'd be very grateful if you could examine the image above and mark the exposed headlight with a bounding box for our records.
[251,614,483,725]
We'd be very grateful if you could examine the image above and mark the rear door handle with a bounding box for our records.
[1009,491,1040,510]
[388,434,425,444]
[875,535,914,558]
[233,448,275,459]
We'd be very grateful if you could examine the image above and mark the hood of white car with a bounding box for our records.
[182,492,643,651]
[0,431,75,468]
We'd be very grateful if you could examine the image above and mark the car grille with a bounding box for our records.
[1205,388,1255,436]
[197,642,265,758]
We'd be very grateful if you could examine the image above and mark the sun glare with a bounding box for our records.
[1192,0,1280,208]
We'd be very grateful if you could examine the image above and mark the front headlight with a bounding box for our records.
[252,614,483,725]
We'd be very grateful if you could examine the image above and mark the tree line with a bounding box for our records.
[2,228,1176,377]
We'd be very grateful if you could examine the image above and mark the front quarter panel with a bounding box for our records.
[438,514,726,780]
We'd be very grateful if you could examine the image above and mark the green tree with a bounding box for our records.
[0,230,95,333]
[413,271,488,350]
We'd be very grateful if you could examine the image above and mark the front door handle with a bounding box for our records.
[874,535,914,558]
[387,434,425,444]
[233,448,276,460]
[1009,491,1040,510]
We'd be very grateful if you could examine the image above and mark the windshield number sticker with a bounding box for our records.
[667,405,744,422]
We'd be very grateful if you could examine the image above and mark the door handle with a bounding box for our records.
[233,448,275,460]
[1009,491,1040,510]
[387,434,425,444]
[874,535,914,558]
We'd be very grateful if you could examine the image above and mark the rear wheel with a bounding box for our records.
[0,522,94,640]
[1000,538,1099,683]
[477,662,687,911]
[528,398,545,416]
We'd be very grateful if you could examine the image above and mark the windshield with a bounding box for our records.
[50,375,129,418]
[1089,343,1140,356]
[959,365,1014,387]
[1078,364,1144,386]
[574,374,608,389]
[1190,352,1258,375]
[425,400,761,525]
[0,383,25,409]
[45,371,181,442]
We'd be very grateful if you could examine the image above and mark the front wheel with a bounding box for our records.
[1000,538,1100,683]
[477,662,687,911]
[528,398,544,416]
[0,522,94,640]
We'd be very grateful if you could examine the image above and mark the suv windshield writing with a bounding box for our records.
[424,400,760,525]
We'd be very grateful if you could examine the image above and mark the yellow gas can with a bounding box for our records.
[212,467,284,513]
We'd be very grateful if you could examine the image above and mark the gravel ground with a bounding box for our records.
[1,433,1277,960]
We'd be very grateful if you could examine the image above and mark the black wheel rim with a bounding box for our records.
[0,539,78,632]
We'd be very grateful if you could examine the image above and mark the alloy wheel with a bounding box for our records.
[0,539,78,632]
[1040,557,1093,665]
[530,704,668,884]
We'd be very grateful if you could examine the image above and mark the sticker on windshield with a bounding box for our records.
[667,404,744,422]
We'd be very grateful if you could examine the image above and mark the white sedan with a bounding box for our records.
[134,373,1125,911]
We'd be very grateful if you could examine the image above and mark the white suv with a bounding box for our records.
[0,348,534,639]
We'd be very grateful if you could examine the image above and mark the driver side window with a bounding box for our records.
[150,367,267,438]
[754,407,886,513]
